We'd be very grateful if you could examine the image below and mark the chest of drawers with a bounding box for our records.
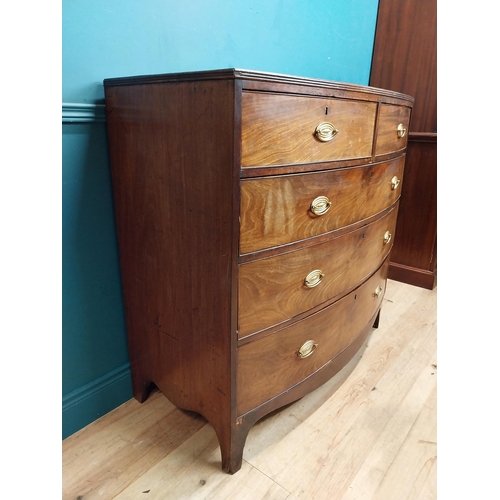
[103,69,413,474]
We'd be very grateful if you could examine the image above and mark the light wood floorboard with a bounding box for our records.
[62,279,437,500]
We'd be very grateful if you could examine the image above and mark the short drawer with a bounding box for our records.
[241,92,377,168]
[240,157,404,254]
[238,205,398,338]
[374,103,411,156]
[236,260,388,415]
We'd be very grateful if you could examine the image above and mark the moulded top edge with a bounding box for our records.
[103,68,414,103]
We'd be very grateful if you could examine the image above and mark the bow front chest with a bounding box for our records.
[103,69,413,473]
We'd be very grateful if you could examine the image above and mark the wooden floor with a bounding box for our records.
[62,279,437,500]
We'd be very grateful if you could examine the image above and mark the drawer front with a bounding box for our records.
[237,260,388,415]
[238,205,398,338]
[374,104,411,156]
[241,92,377,168]
[240,157,404,254]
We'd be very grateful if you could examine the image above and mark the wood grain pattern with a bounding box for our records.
[237,263,387,415]
[238,205,398,338]
[103,69,413,474]
[240,157,404,254]
[243,281,436,500]
[62,391,207,500]
[375,103,412,156]
[62,279,436,500]
[241,91,376,167]
[104,78,240,470]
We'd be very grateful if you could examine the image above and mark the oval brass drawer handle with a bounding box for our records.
[397,123,407,138]
[304,269,325,288]
[383,231,392,245]
[298,340,318,359]
[391,176,400,190]
[310,195,332,216]
[315,121,338,142]
[373,285,383,297]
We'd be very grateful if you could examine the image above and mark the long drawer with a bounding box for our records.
[238,205,398,338]
[241,92,377,168]
[240,157,404,254]
[237,260,388,415]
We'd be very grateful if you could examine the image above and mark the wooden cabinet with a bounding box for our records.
[103,69,413,473]
[370,0,437,289]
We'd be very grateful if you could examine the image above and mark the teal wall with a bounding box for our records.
[62,0,380,438]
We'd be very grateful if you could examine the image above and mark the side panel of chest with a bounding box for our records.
[104,78,239,429]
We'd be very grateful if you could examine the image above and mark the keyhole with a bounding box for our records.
[325,106,328,115]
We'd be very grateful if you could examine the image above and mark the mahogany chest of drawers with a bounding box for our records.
[103,69,413,474]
